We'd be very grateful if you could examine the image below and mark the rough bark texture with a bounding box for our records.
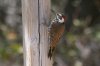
[22,0,53,66]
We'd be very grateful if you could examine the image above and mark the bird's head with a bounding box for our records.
[56,13,66,23]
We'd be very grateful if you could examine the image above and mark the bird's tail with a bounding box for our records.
[48,47,55,60]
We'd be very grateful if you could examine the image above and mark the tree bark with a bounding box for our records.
[22,0,53,66]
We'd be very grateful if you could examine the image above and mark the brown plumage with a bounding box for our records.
[48,13,66,59]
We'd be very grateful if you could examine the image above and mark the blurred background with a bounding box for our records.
[0,0,100,66]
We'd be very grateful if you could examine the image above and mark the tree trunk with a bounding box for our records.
[22,0,53,66]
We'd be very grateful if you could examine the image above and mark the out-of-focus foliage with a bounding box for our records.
[51,0,100,66]
[0,0,100,66]
[0,0,22,66]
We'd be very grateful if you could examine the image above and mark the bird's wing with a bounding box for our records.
[49,23,65,47]
[48,23,65,59]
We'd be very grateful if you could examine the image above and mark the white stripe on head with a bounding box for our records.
[56,13,64,23]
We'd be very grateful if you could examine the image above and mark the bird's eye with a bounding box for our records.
[58,16,62,20]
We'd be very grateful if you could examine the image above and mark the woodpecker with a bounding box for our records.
[48,13,66,59]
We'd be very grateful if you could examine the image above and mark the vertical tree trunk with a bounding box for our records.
[39,0,53,66]
[22,0,53,66]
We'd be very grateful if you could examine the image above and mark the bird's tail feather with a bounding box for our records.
[48,47,55,60]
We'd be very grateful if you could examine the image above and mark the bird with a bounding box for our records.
[48,13,66,59]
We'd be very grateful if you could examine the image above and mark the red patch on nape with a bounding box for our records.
[62,16,67,22]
